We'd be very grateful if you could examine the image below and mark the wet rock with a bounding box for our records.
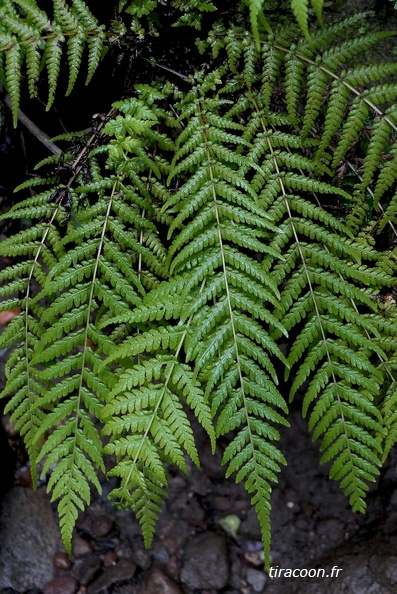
[245,568,267,592]
[42,577,78,594]
[53,553,72,571]
[86,560,136,594]
[73,555,101,585]
[0,486,62,591]
[371,552,397,590]
[140,566,184,594]
[91,516,113,539]
[181,532,229,590]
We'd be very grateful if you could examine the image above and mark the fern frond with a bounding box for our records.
[0,197,66,486]
[102,333,215,546]
[2,7,397,572]
[0,0,107,117]
[160,75,290,567]
[209,26,397,516]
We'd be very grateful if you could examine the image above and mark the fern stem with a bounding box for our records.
[0,29,107,53]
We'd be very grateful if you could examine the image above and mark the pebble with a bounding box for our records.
[130,545,152,570]
[243,551,263,567]
[87,560,136,594]
[53,553,72,571]
[90,516,113,539]
[42,576,78,594]
[72,536,93,558]
[181,532,229,590]
[140,566,184,594]
[103,550,118,567]
[245,568,267,592]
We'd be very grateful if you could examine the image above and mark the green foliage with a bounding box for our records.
[0,0,107,124]
[291,0,323,39]
[1,0,397,574]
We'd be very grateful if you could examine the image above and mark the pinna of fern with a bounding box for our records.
[0,190,66,489]
[218,20,397,510]
[0,0,107,125]
[100,69,292,568]
[0,89,175,553]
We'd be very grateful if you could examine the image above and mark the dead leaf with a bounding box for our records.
[0,307,21,325]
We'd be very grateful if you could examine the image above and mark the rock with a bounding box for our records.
[286,547,387,594]
[86,560,136,594]
[72,536,93,558]
[0,486,62,591]
[140,566,184,594]
[73,555,101,585]
[103,550,118,567]
[181,532,229,590]
[90,516,113,539]
[42,577,78,594]
[53,553,72,571]
[152,544,170,564]
[240,508,262,540]
[129,545,152,570]
[375,554,397,585]
[245,568,267,592]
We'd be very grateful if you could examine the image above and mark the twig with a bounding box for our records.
[3,94,62,155]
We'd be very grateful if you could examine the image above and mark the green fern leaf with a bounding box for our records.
[5,42,22,126]
[291,0,309,39]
